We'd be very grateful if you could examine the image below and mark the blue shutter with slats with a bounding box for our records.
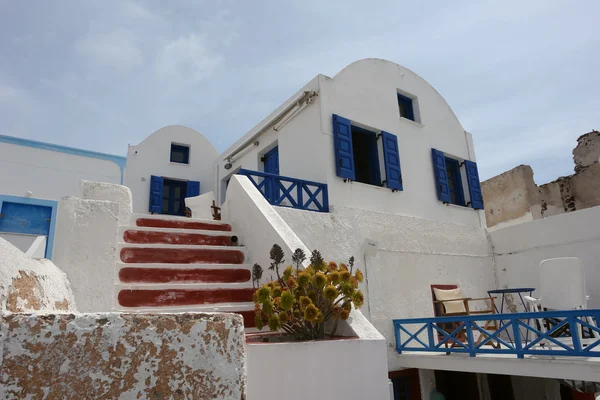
[332,114,355,180]
[464,160,484,209]
[149,175,164,213]
[186,180,200,198]
[381,131,403,191]
[431,149,451,203]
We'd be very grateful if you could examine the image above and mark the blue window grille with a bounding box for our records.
[397,93,415,121]
[238,169,329,212]
[170,144,190,164]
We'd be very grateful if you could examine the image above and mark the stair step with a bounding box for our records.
[122,229,234,246]
[118,266,252,284]
[118,244,246,264]
[133,214,232,232]
[117,287,255,308]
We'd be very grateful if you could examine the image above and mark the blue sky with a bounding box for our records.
[1,0,598,184]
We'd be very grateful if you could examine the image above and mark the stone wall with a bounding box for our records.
[0,312,246,399]
[0,238,75,313]
[482,130,600,228]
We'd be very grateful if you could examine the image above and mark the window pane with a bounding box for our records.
[170,144,189,164]
[162,186,169,197]
[174,186,182,199]
[162,199,169,213]
[174,200,181,212]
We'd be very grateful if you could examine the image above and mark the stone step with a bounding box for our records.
[118,265,252,284]
[121,228,237,246]
[118,243,247,265]
[131,213,232,232]
[116,286,255,308]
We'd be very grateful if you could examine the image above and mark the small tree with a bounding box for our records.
[252,263,263,289]
[253,245,365,341]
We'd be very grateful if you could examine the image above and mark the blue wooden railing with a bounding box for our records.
[393,309,600,359]
[238,169,329,212]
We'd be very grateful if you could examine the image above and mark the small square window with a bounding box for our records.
[397,93,415,121]
[170,144,190,164]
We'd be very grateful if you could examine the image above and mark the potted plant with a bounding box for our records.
[251,244,365,341]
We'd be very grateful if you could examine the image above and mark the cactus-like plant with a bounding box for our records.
[253,245,364,340]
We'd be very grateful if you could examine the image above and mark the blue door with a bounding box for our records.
[0,202,52,255]
[263,146,279,202]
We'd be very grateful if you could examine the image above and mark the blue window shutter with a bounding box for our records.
[464,160,484,209]
[332,114,355,180]
[149,175,164,213]
[431,149,451,203]
[186,181,200,198]
[381,131,403,191]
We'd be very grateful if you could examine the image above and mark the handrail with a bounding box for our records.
[237,169,329,212]
[393,309,600,359]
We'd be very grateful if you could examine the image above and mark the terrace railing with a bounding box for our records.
[393,309,600,359]
[238,169,329,212]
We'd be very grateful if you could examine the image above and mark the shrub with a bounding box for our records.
[253,245,364,340]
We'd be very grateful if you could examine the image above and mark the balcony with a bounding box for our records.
[392,309,600,381]
[237,169,329,212]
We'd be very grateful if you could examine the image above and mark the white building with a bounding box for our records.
[1,58,598,399]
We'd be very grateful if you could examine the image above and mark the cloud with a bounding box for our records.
[155,34,223,86]
[120,1,163,22]
[75,28,143,73]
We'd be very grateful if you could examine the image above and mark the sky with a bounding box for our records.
[1,0,598,184]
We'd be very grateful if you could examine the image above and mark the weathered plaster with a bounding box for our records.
[0,312,246,400]
[573,130,600,172]
[52,196,119,312]
[80,180,133,225]
[0,238,75,313]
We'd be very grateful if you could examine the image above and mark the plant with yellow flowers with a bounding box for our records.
[253,244,365,340]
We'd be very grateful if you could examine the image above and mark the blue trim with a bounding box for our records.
[381,130,403,191]
[238,169,329,212]
[445,157,465,206]
[464,160,484,209]
[0,195,58,259]
[393,309,600,359]
[0,134,127,184]
[332,114,356,180]
[397,93,415,121]
[431,149,451,203]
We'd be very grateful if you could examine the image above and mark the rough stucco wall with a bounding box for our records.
[481,165,538,228]
[276,205,496,371]
[570,162,600,210]
[52,196,119,312]
[0,238,75,313]
[80,180,133,225]
[573,130,600,172]
[0,312,246,400]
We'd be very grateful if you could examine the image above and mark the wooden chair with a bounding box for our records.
[431,284,499,349]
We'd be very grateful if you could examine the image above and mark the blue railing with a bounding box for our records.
[238,169,329,212]
[393,309,600,359]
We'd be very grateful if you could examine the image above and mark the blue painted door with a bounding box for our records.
[263,146,279,202]
[0,202,52,235]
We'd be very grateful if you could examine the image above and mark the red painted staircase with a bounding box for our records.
[115,214,256,328]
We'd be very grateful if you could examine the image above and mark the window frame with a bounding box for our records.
[397,93,415,122]
[350,124,382,187]
[444,157,466,207]
[170,143,190,164]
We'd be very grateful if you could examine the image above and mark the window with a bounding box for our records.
[397,93,415,121]
[431,149,484,209]
[149,176,200,215]
[170,143,190,164]
[332,114,403,191]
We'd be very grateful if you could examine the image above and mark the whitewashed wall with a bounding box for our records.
[124,125,218,213]
[490,205,600,309]
[216,59,485,227]
[0,141,122,200]
[276,205,496,372]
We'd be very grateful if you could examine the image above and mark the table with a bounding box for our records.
[487,288,535,343]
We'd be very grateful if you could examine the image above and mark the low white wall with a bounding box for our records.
[490,205,600,308]
[80,180,133,225]
[52,196,119,312]
[276,205,497,371]
[247,336,389,400]
[221,175,311,271]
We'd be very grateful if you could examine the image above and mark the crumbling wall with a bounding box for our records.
[0,238,75,313]
[482,130,600,228]
[0,312,247,400]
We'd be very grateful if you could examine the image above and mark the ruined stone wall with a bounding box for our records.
[0,238,75,313]
[0,312,246,399]
[482,130,600,228]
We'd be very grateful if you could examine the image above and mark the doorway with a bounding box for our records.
[162,178,188,216]
[262,146,279,202]
[0,201,52,256]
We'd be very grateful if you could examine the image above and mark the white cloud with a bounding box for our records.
[155,34,223,85]
[120,1,163,22]
[75,28,143,73]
